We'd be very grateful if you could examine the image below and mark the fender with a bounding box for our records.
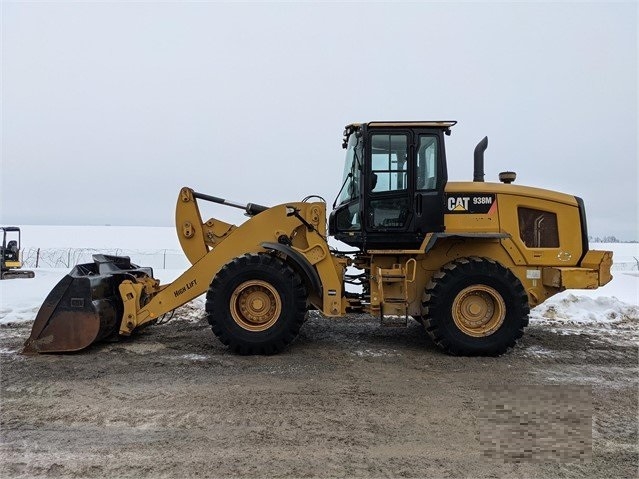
[261,242,323,298]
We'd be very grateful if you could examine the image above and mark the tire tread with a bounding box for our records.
[205,254,307,355]
[421,257,529,356]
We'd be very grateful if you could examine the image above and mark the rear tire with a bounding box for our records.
[206,254,307,355]
[422,257,529,356]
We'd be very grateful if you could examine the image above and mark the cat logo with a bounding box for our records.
[445,193,496,214]
[448,196,470,211]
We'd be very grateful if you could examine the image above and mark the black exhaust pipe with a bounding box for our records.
[473,136,488,182]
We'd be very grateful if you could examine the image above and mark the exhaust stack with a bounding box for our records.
[473,136,488,182]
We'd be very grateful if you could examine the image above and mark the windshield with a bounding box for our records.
[337,132,363,205]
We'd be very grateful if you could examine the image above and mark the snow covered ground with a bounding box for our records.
[1,226,637,345]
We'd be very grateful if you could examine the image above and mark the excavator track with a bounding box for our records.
[1,270,35,280]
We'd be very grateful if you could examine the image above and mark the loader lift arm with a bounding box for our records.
[118,188,346,335]
[24,187,348,354]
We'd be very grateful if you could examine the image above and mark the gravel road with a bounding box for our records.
[1,307,637,478]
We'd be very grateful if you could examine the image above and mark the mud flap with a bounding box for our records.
[23,255,154,354]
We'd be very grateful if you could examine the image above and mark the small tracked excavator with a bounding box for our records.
[1,227,35,280]
[24,121,613,356]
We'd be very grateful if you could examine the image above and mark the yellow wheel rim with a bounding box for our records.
[230,280,282,332]
[452,285,506,337]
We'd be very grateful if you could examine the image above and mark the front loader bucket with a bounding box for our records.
[23,255,154,354]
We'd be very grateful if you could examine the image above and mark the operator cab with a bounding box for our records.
[329,121,456,250]
[1,227,22,265]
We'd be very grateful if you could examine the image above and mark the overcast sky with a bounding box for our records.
[1,1,637,240]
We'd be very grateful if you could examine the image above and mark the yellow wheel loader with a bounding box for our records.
[24,121,613,356]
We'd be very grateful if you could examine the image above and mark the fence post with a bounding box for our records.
[36,248,40,268]
[67,249,71,267]
[163,249,166,269]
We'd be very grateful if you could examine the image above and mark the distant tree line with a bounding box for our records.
[588,235,638,243]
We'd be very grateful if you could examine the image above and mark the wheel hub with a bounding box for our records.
[230,280,282,331]
[452,285,506,337]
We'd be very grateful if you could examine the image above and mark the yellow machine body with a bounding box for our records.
[24,121,613,356]
[364,182,612,319]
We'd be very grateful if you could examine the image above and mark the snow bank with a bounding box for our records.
[530,293,638,325]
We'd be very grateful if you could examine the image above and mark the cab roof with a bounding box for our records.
[342,121,457,147]
[346,121,457,129]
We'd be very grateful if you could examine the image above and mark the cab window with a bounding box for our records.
[371,134,408,193]
[417,135,438,190]
[369,133,409,229]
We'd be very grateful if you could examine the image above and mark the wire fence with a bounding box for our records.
[21,247,191,270]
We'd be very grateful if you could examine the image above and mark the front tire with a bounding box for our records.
[422,257,529,356]
[206,254,307,355]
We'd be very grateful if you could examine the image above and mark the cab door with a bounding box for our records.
[366,131,410,228]
[363,129,446,249]
[413,130,447,234]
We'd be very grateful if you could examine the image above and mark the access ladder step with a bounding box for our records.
[380,275,405,281]
[377,266,407,283]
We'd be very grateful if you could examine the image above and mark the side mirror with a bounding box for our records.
[371,172,378,190]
